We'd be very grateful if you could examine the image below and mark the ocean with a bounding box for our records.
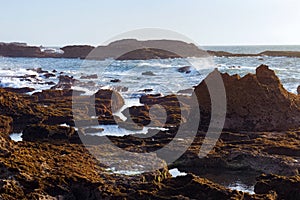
[1,45,299,95]
[3,45,299,193]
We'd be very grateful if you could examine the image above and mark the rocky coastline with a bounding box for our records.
[2,40,300,60]
[0,63,299,199]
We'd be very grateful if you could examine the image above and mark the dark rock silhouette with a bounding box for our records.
[60,45,95,59]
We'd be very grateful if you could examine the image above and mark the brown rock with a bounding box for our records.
[3,87,35,94]
[0,43,44,57]
[61,45,95,59]
[255,174,300,199]
[22,124,78,142]
[0,88,44,132]
[194,64,300,131]
[0,115,13,135]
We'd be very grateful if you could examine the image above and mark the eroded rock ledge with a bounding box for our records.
[0,64,300,199]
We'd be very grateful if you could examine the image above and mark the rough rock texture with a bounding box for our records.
[0,133,279,199]
[194,64,300,131]
[255,174,300,199]
[0,64,300,199]
[22,124,78,142]
[0,115,13,135]
[2,87,35,94]
[0,88,44,131]
[119,94,190,130]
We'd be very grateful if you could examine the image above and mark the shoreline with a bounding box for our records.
[2,39,300,60]
[0,64,299,198]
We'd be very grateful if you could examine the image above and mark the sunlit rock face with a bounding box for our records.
[194,64,300,131]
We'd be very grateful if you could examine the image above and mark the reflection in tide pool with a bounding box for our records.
[9,133,23,142]
[169,168,187,177]
[228,181,255,194]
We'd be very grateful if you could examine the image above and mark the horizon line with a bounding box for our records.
[2,40,300,47]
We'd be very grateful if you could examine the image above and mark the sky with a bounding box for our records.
[1,0,300,46]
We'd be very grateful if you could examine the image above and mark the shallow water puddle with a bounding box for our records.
[9,133,23,142]
[169,168,187,177]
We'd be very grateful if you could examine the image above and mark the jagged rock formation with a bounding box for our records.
[194,64,300,131]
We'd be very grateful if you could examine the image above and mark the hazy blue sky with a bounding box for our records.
[1,0,300,46]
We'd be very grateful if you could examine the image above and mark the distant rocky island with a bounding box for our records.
[1,39,300,60]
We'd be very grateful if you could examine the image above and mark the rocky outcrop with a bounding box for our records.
[0,131,280,199]
[2,87,35,94]
[208,50,300,58]
[0,43,44,57]
[22,124,78,142]
[60,45,95,59]
[177,66,191,73]
[0,115,12,135]
[116,48,181,60]
[194,64,300,131]
[86,39,209,60]
[255,174,300,199]
[0,88,44,131]
[0,64,300,198]
[259,51,300,58]
[50,75,76,89]
[80,74,98,79]
[2,40,300,60]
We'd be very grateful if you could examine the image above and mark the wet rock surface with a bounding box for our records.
[0,65,299,199]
